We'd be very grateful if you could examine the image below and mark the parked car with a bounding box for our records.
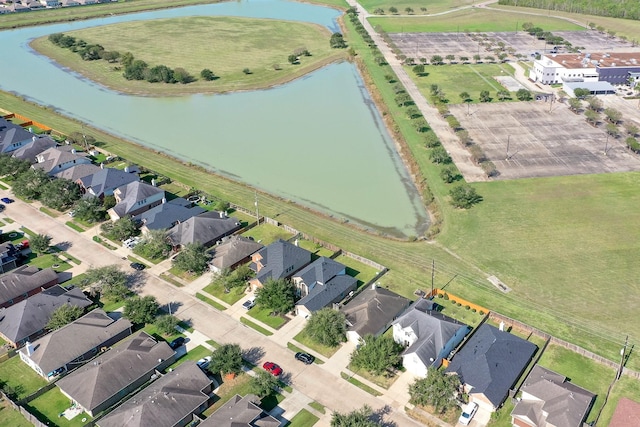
[294,352,315,365]
[242,297,256,310]
[67,210,75,217]
[262,361,282,376]
[130,262,146,271]
[16,240,29,251]
[0,204,5,212]
[1,198,13,204]
[458,402,478,426]
[168,337,186,350]
[196,356,212,370]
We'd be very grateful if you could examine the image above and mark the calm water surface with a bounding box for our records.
[0,0,429,236]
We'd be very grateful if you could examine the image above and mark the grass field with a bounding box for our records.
[26,388,91,427]
[408,63,518,104]
[360,0,474,15]
[598,375,640,426]
[368,8,585,33]
[31,16,343,96]
[0,400,31,427]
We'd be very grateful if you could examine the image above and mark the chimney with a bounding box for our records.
[71,148,76,154]
[371,283,377,290]
[124,166,130,173]
[219,211,224,218]
[294,239,299,247]
[25,341,34,356]
[151,178,156,187]
[100,163,104,169]
[499,321,505,331]
[162,197,166,204]
[32,135,37,142]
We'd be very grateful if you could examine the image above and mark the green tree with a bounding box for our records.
[406,106,420,119]
[429,146,452,164]
[516,89,532,101]
[445,54,456,64]
[449,184,483,209]
[625,123,639,137]
[331,405,377,427]
[304,308,346,347]
[124,295,159,324]
[330,33,347,49]
[584,109,599,125]
[388,6,398,13]
[350,334,402,376]
[134,229,171,261]
[123,59,148,80]
[394,93,412,106]
[85,265,130,301]
[46,304,84,330]
[173,242,209,275]
[250,370,280,397]
[573,88,590,99]
[11,168,50,200]
[30,233,52,255]
[440,166,461,183]
[430,55,443,65]
[208,343,243,375]
[414,117,429,133]
[424,133,440,148]
[404,7,413,14]
[568,97,582,112]
[0,155,31,177]
[459,56,469,63]
[586,96,603,111]
[409,368,461,414]
[173,68,193,84]
[242,68,252,75]
[604,107,622,124]
[412,64,425,75]
[101,216,138,242]
[102,51,120,63]
[459,92,471,102]
[200,68,216,81]
[120,51,134,67]
[288,54,298,64]
[73,196,106,223]
[39,178,82,211]
[606,123,619,137]
[479,90,492,102]
[496,90,510,101]
[473,54,481,63]
[255,278,296,315]
[154,314,180,335]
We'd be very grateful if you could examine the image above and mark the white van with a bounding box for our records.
[458,402,478,425]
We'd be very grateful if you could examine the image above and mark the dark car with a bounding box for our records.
[0,204,5,212]
[1,198,13,204]
[262,361,282,376]
[169,337,186,349]
[294,352,315,365]
[130,262,146,271]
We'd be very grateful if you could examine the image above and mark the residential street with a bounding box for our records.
[0,191,441,427]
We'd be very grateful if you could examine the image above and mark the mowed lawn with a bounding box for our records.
[360,0,474,15]
[30,16,343,96]
[368,8,585,33]
[409,63,518,104]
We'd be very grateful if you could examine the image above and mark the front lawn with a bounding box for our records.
[167,345,211,370]
[142,323,183,345]
[0,356,47,400]
[242,224,294,246]
[248,306,288,330]
[24,252,72,272]
[286,408,319,427]
[168,266,199,282]
[26,387,91,427]
[203,281,246,305]
[347,364,399,389]
[293,329,340,358]
[240,317,273,336]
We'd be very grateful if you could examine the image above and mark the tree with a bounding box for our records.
[0,155,30,177]
[173,68,193,84]
[440,166,461,183]
[450,185,482,209]
[255,278,296,315]
[584,109,599,125]
[102,51,120,63]
[350,334,402,376]
[124,295,159,324]
[459,92,471,102]
[208,343,243,375]
[516,89,532,101]
[388,6,398,13]
[134,228,171,261]
[429,146,452,164]
[85,265,130,301]
[304,308,346,347]
[46,304,84,330]
[404,7,413,14]
[394,93,412,106]
[459,56,469,63]
[330,33,347,49]
[412,64,424,75]
[288,54,298,64]
[146,65,174,83]
[73,196,106,223]
[200,68,217,81]
[12,168,50,200]
[242,68,252,75]
[424,133,440,148]
[39,178,82,211]
[625,123,639,137]
[101,216,138,242]
[173,242,209,275]
[406,106,420,119]
[30,233,52,255]
[496,90,510,101]
[479,90,491,103]
[606,123,619,137]
[409,368,461,414]
[414,118,429,133]
[473,54,481,63]
[250,370,280,397]
[123,59,148,80]
[568,97,582,112]
[154,314,180,335]
[430,55,443,65]
[604,107,622,124]
[586,96,603,111]
[445,54,456,64]
[331,405,377,427]
[573,88,590,99]
[484,55,495,63]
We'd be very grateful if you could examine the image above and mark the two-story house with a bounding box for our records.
[248,239,311,291]
[108,181,165,221]
[32,146,92,175]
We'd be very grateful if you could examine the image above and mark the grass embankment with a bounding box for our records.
[31,16,344,96]
[0,0,223,31]
[360,0,473,15]
[368,8,585,33]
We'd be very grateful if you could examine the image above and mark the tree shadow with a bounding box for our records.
[242,346,265,365]
[161,301,184,316]
[127,271,147,292]
[370,405,397,427]
[53,241,72,251]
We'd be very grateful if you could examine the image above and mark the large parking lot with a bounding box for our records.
[390,30,640,61]
[449,99,640,180]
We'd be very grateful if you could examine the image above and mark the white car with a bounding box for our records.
[196,356,212,370]
[242,297,256,310]
[458,402,478,426]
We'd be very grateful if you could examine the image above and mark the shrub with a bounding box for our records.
[471,308,477,313]
[443,293,449,300]
[457,303,462,307]
[465,305,471,310]
[451,300,456,304]
[479,310,485,315]
[438,293,443,298]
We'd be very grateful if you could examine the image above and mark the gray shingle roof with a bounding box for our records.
[0,118,34,153]
[53,164,102,181]
[297,274,357,313]
[167,211,242,248]
[210,236,263,271]
[199,394,280,427]
[0,285,91,345]
[341,286,411,338]
[11,136,57,163]
[254,239,311,284]
[111,181,164,218]
[32,146,90,174]
[445,324,538,408]
[19,309,132,376]
[511,365,595,427]
[0,266,58,307]
[393,299,469,367]
[294,257,345,288]
[137,198,206,231]
[56,331,175,414]
[97,361,211,427]
[79,167,139,197]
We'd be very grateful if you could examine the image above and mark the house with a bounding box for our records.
[445,324,538,412]
[0,266,58,309]
[39,0,60,7]
[511,364,595,427]
[340,285,411,345]
[77,166,139,198]
[18,308,132,379]
[0,241,20,276]
[108,181,165,220]
[0,285,91,347]
[167,211,243,250]
[531,52,640,86]
[57,331,175,417]
[392,298,471,377]
[209,235,263,273]
[11,135,57,163]
[608,397,640,427]
[199,394,280,427]
[136,198,206,233]
[248,239,311,290]
[293,257,357,317]
[0,117,36,153]
[97,361,213,427]
[53,163,101,182]
[32,146,91,175]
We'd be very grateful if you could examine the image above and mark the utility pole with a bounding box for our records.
[506,135,511,160]
[616,335,628,381]
[254,191,259,225]
[604,133,610,155]
[430,259,435,297]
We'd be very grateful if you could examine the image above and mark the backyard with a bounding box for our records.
[25,388,91,427]
[0,356,47,401]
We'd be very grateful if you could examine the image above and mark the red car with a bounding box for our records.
[262,361,282,376]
